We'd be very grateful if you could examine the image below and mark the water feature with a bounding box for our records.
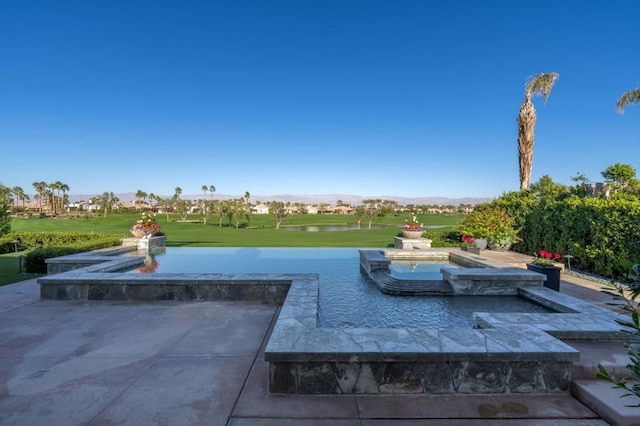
[123,247,553,328]
[38,246,626,395]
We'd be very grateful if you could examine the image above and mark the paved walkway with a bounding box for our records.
[0,249,630,425]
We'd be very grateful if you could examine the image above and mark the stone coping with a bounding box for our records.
[266,250,627,365]
[39,251,299,303]
[35,245,629,394]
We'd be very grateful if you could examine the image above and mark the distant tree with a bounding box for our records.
[174,198,192,222]
[0,184,12,236]
[616,87,640,114]
[602,163,638,194]
[135,190,148,211]
[155,196,173,221]
[354,205,367,229]
[243,192,251,226]
[517,72,559,190]
[269,201,290,229]
[529,175,568,200]
[60,182,69,213]
[11,186,26,212]
[570,172,590,197]
[96,192,119,217]
[362,199,378,229]
[32,181,46,213]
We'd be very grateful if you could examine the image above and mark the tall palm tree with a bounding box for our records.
[60,183,69,213]
[616,87,640,114]
[32,181,46,213]
[517,72,559,190]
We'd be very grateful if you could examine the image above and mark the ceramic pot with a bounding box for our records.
[474,238,488,249]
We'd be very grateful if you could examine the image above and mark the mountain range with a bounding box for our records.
[67,193,492,206]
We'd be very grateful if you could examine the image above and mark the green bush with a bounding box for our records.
[0,232,124,273]
[491,193,640,278]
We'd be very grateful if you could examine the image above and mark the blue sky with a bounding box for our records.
[2,0,639,200]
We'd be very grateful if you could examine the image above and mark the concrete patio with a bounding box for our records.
[0,248,637,425]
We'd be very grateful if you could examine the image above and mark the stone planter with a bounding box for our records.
[131,228,154,238]
[401,229,424,239]
[526,263,561,291]
[461,246,481,255]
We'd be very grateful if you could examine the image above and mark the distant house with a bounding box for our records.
[252,204,270,214]
[334,205,353,215]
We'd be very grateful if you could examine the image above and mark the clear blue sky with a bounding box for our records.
[2,0,639,200]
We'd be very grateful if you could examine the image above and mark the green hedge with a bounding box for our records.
[490,194,640,278]
[0,232,125,273]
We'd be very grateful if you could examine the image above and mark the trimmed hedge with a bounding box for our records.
[488,194,640,278]
[0,232,125,273]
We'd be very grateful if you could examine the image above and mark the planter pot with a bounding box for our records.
[474,238,488,249]
[461,246,481,255]
[401,229,424,239]
[488,237,512,251]
[526,263,561,291]
[131,228,154,238]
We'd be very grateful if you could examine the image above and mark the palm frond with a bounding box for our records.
[616,88,640,114]
[524,72,559,103]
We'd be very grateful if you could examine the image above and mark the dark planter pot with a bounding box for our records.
[526,263,561,291]
[461,246,481,255]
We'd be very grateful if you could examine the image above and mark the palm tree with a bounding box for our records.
[60,183,69,213]
[517,72,559,190]
[135,190,147,211]
[32,181,46,213]
[616,87,640,114]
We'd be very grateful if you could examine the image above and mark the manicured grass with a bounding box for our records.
[10,213,463,247]
[0,252,41,286]
[2,212,464,286]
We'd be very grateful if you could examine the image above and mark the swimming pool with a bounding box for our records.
[125,247,554,328]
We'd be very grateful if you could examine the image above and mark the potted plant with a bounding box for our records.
[130,212,162,239]
[526,250,562,291]
[400,214,424,239]
[460,236,481,255]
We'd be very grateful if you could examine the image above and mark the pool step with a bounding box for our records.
[369,270,454,295]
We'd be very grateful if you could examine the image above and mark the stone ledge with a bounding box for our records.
[572,380,640,426]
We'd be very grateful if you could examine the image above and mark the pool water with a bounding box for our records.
[128,247,555,328]
[388,261,461,280]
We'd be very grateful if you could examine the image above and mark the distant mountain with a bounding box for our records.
[67,193,491,206]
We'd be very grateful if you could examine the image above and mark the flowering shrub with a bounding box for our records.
[131,212,161,236]
[532,250,562,266]
[460,206,518,241]
[403,214,423,230]
[460,236,476,247]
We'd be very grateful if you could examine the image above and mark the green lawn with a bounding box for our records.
[1,212,464,286]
